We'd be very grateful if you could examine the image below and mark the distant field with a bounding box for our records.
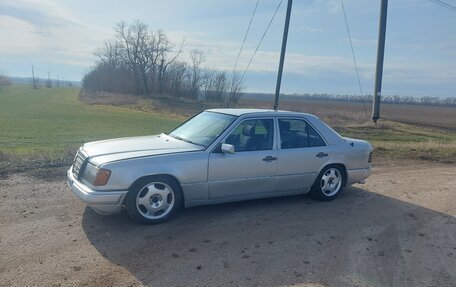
[239,97,456,130]
[381,103,456,131]
[0,85,181,157]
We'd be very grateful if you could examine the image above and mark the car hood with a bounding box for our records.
[81,133,203,164]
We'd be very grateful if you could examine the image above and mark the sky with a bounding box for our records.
[0,0,455,98]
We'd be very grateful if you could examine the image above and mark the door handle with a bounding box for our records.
[262,156,277,162]
[316,152,328,158]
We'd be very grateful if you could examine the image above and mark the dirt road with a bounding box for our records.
[0,161,455,287]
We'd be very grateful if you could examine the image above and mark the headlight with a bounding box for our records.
[82,162,111,186]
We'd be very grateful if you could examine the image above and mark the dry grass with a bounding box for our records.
[0,152,73,180]
[79,91,142,106]
[381,103,456,131]
[372,141,456,163]
[80,91,219,119]
[238,98,456,131]
[0,150,7,162]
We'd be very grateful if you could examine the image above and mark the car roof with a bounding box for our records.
[206,108,316,118]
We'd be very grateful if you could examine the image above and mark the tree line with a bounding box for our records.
[82,21,245,106]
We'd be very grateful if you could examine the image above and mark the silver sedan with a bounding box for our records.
[67,109,372,224]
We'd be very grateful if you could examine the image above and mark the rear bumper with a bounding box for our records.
[66,169,128,215]
[346,167,372,186]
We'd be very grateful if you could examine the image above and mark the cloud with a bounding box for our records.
[0,0,111,67]
[385,59,456,84]
[297,26,326,33]
[180,40,373,80]
[438,42,456,57]
[0,15,38,54]
[326,0,341,14]
[351,38,377,48]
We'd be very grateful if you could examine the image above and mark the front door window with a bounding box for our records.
[225,119,274,152]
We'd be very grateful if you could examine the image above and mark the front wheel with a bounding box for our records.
[126,176,182,224]
[309,165,345,201]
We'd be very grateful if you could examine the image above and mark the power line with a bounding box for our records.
[232,0,260,76]
[340,0,368,117]
[240,0,284,83]
[428,0,456,12]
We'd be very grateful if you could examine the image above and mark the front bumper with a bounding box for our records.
[67,169,128,215]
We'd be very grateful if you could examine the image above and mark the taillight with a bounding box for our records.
[368,151,373,163]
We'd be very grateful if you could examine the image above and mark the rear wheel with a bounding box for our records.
[126,176,182,224]
[309,165,345,201]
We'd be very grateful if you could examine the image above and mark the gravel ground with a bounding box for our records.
[0,160,455,287]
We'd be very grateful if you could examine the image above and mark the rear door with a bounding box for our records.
[277,118,330,192]
[208,118,278,199]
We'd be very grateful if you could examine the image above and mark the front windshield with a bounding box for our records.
[169,111,236,147]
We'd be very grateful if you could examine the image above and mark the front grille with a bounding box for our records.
[72,150,87,179]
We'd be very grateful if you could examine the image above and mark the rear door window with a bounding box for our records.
[278,119,325,149]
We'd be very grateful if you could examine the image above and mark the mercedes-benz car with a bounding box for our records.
[67,109,372,224]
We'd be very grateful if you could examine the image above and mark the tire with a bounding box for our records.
[309,165,345,201]
[125,175,183,224]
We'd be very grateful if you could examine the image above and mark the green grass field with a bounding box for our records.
[0,85,181,158]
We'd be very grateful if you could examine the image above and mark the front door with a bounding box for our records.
[208,118,278,199]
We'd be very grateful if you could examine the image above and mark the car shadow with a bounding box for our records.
[81,186,456,287]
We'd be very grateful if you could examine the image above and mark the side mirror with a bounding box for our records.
[221,143,235,154]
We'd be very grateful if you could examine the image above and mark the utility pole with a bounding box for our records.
[372,0,388,123]
[159,58,164,94]
[31,65,37,89]
[47,71,51,88]
[273,0,293,111]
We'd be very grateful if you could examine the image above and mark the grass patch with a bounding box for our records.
[335,121,456,163]
[0,85,182,158]
[337,121,454,143]
[372,142,456,163]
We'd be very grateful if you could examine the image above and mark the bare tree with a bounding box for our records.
[31,65,37,89]
[0,72,12,91]
[115,21,151,95]
[45,71,53,88]
[166,61,187,97]
[224,72,245,107]
[158,38,185,94]
[95,39,122,70]
[113,22,181,96]
[212,70,228,103]
[189,49,205,100]
[202,69,215,101]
